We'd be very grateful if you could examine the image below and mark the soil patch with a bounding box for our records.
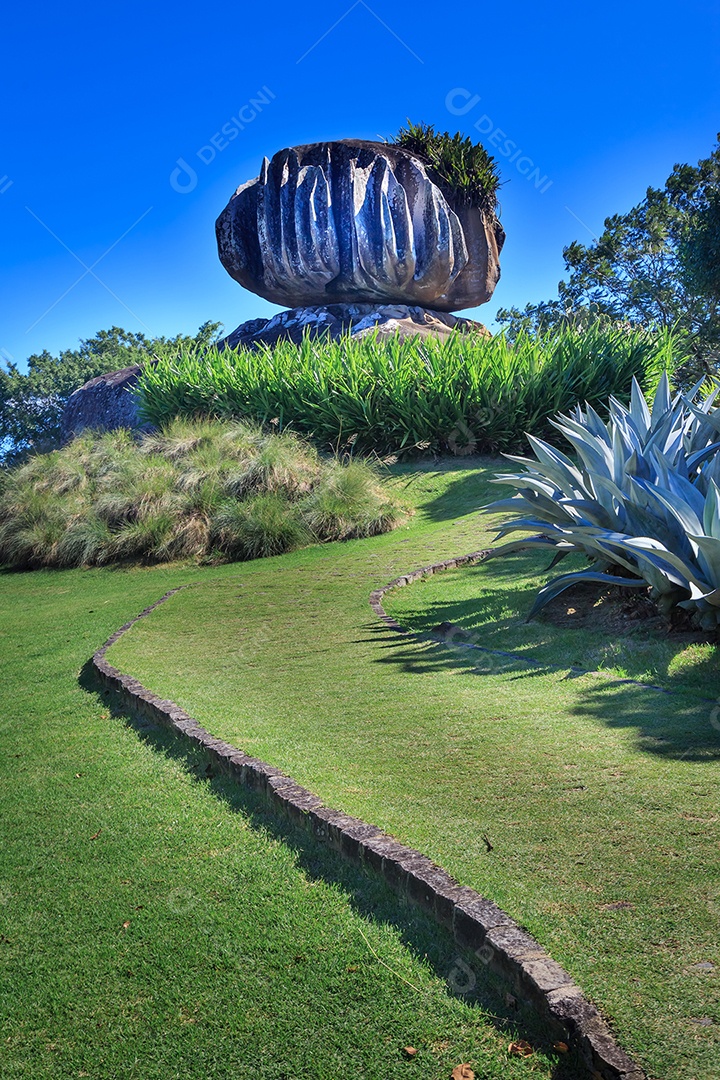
[540,582,714,644]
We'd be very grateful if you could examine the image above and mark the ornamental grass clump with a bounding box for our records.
[484,375,720,631]
[0,419,405,569]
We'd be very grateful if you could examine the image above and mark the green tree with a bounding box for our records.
[494,300,612,342]
[497,136,720,378]
[679,188,720,304]
[0,322,221,465]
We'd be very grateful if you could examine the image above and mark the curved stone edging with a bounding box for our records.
[369,550,493,630]
[373,549,718,705]
[92,582,644,1080]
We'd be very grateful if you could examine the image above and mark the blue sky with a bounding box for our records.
[2,0,719,369]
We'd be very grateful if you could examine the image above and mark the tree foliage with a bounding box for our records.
[679,186,720,304]
[497,136,720,379]
[0,322,221,465]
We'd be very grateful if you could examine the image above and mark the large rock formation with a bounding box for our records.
[61,137,504,440]
[216,140,504,313]
[217,303,490,350]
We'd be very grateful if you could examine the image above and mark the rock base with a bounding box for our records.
[218,303,490,350]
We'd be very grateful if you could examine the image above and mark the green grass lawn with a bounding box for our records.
[105,459,720,1080]
[0,562,572,1078]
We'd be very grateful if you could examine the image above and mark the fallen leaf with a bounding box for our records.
[508,1040,534,1057]
[346,965,359,972]
[553,1041,569,1053]
[451,1066,474,1079]
[74,773,82,778]
[89,829,102,841]
[403,1046,417,1058]
[122,920,130,931]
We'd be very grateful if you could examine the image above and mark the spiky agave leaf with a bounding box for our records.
[485,375,720,628]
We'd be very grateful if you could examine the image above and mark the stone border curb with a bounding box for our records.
[369,550,493,631]
[92,582,644,1080]
[373,550,646,1080]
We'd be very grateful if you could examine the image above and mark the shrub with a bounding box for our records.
[301,461,402,541]
[135,326,681,458]
[0,418,405,569]
[484,375,720,631]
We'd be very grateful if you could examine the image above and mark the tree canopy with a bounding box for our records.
[497,136,720,380]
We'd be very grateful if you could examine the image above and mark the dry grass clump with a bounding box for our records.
[0,418,405,568]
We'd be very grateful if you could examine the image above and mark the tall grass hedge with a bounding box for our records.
[136,327,681,457]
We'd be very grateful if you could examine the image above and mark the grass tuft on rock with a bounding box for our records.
[392,121,501,214]
[0,418,405,569]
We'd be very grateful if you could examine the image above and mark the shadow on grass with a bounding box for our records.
[387,587,720,688]
[390,458,504,523]
[366,623,720,762]
[79,658,578,1078]
[568,678,720,762]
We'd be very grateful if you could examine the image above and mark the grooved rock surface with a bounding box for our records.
[216,140,504,312]
[60,365,150,441]
[217,303,491,350]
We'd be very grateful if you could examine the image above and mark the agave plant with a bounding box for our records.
[484,374,720,630]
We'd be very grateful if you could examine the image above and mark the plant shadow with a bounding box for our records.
[79,658,578,1078]
[390,457,506,523]
[380,548,720,703]
[366,622,720,761]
